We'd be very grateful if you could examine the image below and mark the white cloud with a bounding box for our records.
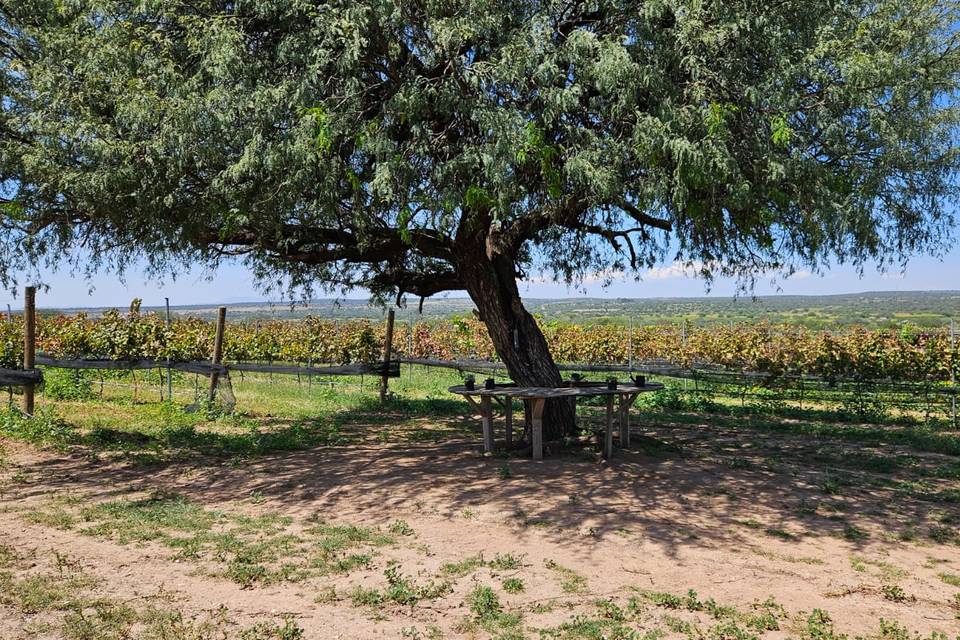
[880,271,906,280]
[642,261,703,280]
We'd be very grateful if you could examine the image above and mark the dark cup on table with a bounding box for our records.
[631,374,646,387]
[484,378,496,390]
[464,375,475,391]
[607,377,618,390]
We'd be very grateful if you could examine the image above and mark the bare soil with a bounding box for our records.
[2,417,960,639]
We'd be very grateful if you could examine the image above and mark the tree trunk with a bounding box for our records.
[457,235,576,444]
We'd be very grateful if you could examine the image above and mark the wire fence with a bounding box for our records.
[1,287,956,425]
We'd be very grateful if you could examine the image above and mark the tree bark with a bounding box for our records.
[457,232,576,444]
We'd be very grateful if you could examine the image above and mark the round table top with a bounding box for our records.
[448,382,664,399]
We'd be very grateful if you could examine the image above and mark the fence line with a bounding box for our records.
[5,354,955,397]
[0,286,956,418]
[28,356,400,378]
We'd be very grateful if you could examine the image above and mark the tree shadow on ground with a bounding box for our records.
[7,403,960,563]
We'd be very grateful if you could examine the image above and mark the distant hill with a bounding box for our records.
[39,290,960,330]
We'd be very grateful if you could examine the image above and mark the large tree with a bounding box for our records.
[2,0,959,439]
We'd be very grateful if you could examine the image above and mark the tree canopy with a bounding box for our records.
[3,0,958,301]
[2,1,960,437]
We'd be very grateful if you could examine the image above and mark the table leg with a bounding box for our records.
[505,398,513,448]
[531,398,545,461]
[604,395,614,459]
[619,394,630,448]
[481,395,494,454]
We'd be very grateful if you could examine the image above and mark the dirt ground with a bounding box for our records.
[2,416,960,639]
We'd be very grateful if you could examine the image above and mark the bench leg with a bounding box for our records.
[604,395,614,459]
[531,398,545,461]
[505,398,513,448]
[481,395,494,453]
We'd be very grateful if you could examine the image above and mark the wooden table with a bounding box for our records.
[449,382,664,460]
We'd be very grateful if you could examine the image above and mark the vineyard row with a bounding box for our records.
[0,310,954,384]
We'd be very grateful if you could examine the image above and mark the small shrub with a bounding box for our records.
[388,520,414,536]
[880,584,907,603]
[441,553,485,577]
[502,578,524,594]
[489,553,524,571]
[467,585,501,620]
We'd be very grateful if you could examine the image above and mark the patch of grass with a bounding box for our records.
[928,524,958,544]
[749,549,824,565]
[349,585,385,607]
[23,506,77,530]
[938,573,960,587]
[441,553,485,578]
[638,590,787,634]
[545,559,587,593]
[502,578,524,594]
[489,552,525,571]
[239,615,305,640]
[538,613,638,640]
[800,609,845,640]
[662,615,696,635]
[743,597,786,632]
[388,519,414,536]
[468,585,501,619]
[306,521,395,577]
[328,553,373,574]
[81,491,219,543]
[24,491,396,588]
[0,571,98,614]
[0,407,77,448]
[464,585,524,640]
[0,543,20,568]
[706,620,758,640]
[736,519,797,540]
[841,524,868,542]
[851,556,908,581]
[350,564,452,608]
[61,601,140,639]
[880,584,908,603]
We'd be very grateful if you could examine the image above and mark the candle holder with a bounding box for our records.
[464,375,475,391]
[607,377,618,390]
[484,377,496,390]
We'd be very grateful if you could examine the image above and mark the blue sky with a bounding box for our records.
[4,244,958,310]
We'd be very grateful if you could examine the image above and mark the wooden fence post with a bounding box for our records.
[379,308,395,402]
[165,297,173,402]
[207,306,226,403]
[23,286,36,415]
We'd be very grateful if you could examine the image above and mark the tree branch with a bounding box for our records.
[619,202,672,232]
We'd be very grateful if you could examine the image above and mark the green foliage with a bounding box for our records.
[42,369,94,401]
[1,0,958,308]
[467,585,501,620]
[351,564,452,608]
[544,559,587,593]
[0,407,76,447]
[14,312,960,386]
[502,578,524,594]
